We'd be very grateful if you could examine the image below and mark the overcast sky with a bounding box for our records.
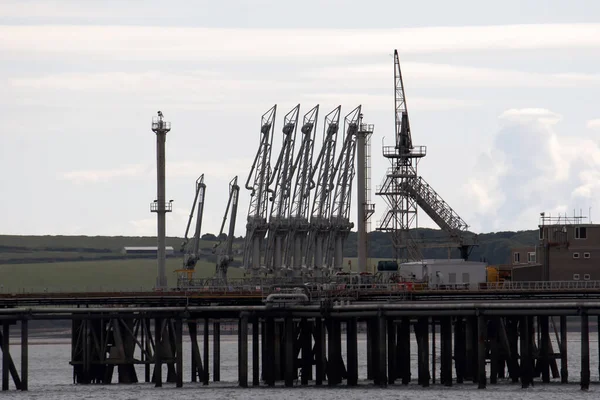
[1,0,600,238]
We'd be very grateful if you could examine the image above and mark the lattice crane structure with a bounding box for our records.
[264,105,300,275]
[243,105,277,275]
[376,49,477,261]
[325,106,362,272]
[285,105,319,276]
[213,176,239,282]
[304,106,341,275]
[177,174,206,286]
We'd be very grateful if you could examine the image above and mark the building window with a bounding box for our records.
[575,226,587,239]
[584,252,591,259]
[513,252,520,263]
[449,273,456,283]
[462,272,470,283]
[584,274,591,281]
[574,274,580,280]
[527,252,536,263]
[573,252,580,259]
[539,227,544,240]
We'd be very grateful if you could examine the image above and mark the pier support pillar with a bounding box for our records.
[377,314,387,387]
[539,316,550,383]
[175,318,183,388]
[188,320,202,383]
[416,317,430,387]
[285,317,295,387]
[366,319,374,380]
[213,321,220,382]
[387,319,396,384]
[454,316,465,384]
[265,317,275,386]
[301,318,313,385]
[238,314,249,387]
[203,319,209,385]
[347,318,358,386]
[20,320,27,391]
[489,318,498,384]
[2,322,8,391]
[581,311,590,390]
[314,318,325,386]
[477,314,487,389]
[520,316,532,388]
[252,318,260,386]
[560,315,568,383]
[441,316,452,386]
[154,318,162,387]
[398,318,411,385]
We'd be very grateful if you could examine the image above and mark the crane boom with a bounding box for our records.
[243,105,277,274]
[177,174,206,287]
[284,105,319,273]
[214,176,240,282]
[264,104,300,275]
[325,106,361,271]
[304,106,341,274]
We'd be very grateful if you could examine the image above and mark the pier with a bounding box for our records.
[1,284,600,391]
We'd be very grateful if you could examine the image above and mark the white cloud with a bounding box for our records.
[587,119,600,130]
[60,159,253,184]
[499,108,563,126]
[1,24,600,61]
[61,164,151,184]
[465,108,600,232]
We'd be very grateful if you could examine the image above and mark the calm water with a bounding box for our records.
[2,333,600,399]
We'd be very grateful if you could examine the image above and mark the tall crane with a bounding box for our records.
[304,106,341,275]
[243,105,277,275]
[325,106,361,272]
[213,176,240,282]
[177,174,206,287]
[376,49,477,261]
[264,104,300,275]
[285,105,319,275]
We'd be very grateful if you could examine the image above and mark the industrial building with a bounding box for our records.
[122,246,175,257]
[512,214,600,281]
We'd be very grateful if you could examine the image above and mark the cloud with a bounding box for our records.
[465,108,600,232]
[61,164,151,184]
[587,119,600,130]
[1,24,600,61]
[308,63,600,90]
[60,159,253,184]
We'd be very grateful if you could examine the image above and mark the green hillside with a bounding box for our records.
[0,230,538,292]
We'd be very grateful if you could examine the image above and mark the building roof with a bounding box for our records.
[123,246,175,251]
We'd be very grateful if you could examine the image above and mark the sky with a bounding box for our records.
[1,0,600,238]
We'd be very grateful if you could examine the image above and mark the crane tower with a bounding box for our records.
[243,105,277,275]
[376,50,477,261]
[264,105,300,275]
[305,106,341,275]
[285,105,319,276]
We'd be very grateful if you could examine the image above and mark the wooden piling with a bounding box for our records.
[203,319,210,385]
[539,315,550,383]
[560,315,568,383]
[477,315,486,389]
[20,320,27,391]
[580,312,590,390]
[238,314,249,387]
[399,318,411,385]
[154,318,162,387]
[301,318,313,385]
[347,318,358,386]
[285,317,295,387]
[387,318,396,384]
[252,318,259,386]
[175,318,183,388]
[441,316,452,386]
[214,321,221,382]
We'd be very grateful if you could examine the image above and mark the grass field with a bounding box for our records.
[0,256,385,293]
[0,258,248,293]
